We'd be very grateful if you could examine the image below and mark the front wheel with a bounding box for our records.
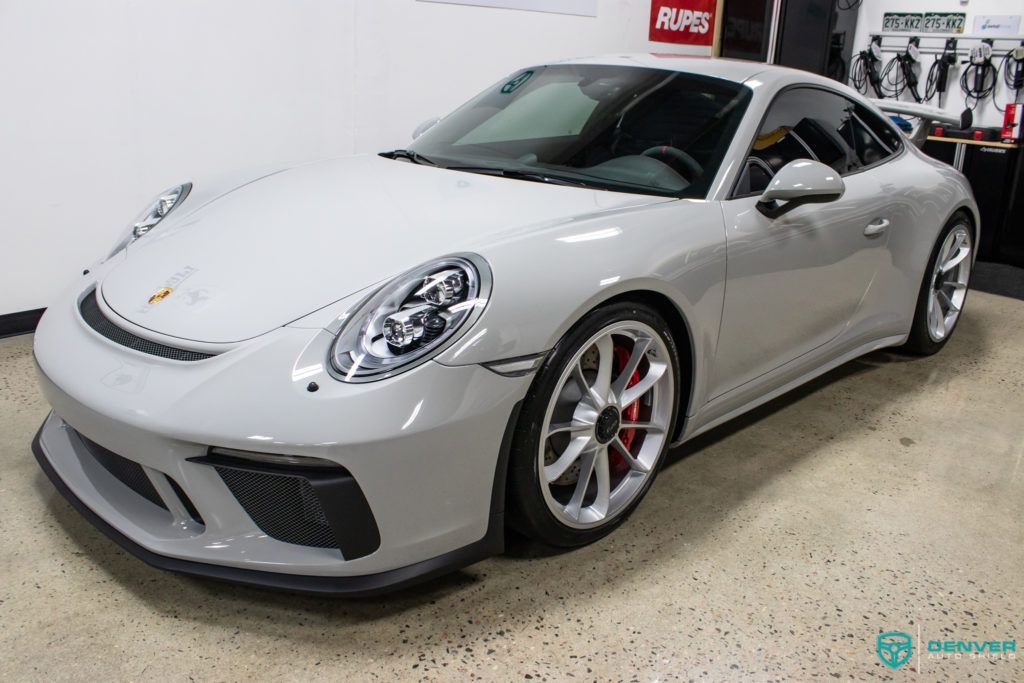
[507,303,680,548]
[902,212,974,355]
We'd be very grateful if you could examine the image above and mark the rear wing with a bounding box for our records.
[869,99,963,148]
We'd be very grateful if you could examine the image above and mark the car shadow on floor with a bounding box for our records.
[32,321,987,647]
[502,354,877,561]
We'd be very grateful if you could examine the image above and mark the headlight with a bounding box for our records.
[107,183,192,258]
[330,255,491,382]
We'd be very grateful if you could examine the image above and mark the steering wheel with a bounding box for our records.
[641,146,703,183]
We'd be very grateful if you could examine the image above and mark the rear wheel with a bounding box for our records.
[507,303,679,547]
[902,212,974,355]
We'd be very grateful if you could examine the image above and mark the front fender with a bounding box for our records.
[434,199,728,409]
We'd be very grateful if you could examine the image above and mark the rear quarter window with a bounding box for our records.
[848,102,903,164]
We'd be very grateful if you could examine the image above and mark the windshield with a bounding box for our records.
[405,64,751,198]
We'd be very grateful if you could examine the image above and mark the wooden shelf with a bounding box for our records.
[926,136,1019,149]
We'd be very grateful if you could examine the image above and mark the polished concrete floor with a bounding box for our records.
[1,292,1022,682]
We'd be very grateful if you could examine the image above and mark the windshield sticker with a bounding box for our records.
[500,71,533,94]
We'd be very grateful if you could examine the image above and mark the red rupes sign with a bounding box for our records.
[649,0,716,46]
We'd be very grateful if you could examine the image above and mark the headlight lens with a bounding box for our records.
[107,183,192,258]
[330,255,491,382]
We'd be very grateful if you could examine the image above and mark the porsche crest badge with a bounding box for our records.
[148,287,173,305]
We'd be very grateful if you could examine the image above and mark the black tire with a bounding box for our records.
[901,211,974,355]
[506,302,681,548]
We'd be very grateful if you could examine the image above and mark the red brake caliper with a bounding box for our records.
[611,343,641,477]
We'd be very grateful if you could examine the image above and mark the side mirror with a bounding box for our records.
[756,159,845,219]
[412,117,440,140]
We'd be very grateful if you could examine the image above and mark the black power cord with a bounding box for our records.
[925,38,958,106]
[961,39,997,111]
[851,37,884,97]
[880,38,922,101]
[901,38,923,102]
[879,55,904,97]
[1000,42,1024,104]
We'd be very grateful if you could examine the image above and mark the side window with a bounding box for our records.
[741,88,861,194]
[843,101,902,167]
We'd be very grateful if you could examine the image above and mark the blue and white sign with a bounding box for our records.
[972,15,1022,36]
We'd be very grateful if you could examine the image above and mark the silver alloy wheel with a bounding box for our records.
[538,321,674,529]
[927,224,972,343]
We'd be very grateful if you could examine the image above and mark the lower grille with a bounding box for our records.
[214,467,338,549]
[80,435,167,510]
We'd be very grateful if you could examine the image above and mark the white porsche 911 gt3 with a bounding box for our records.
[32,55,977,594]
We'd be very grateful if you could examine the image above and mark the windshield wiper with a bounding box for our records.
[445,166,594,188]
[380,149,440,166]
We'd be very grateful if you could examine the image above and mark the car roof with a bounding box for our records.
[554,54,840,89]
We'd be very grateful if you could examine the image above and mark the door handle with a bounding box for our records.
[864,218,890,237]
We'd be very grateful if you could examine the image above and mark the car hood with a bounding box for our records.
[100,155,671,343]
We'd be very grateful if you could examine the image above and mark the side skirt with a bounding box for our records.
[678,333,906,443]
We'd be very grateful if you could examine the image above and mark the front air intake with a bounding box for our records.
[80,434,168,510]
[215,467,339,549]
[79,289,214,362]
[75,431,204,527]
[191,451,381,559]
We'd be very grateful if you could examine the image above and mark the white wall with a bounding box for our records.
[851,0,1024,127]
[0,0,697,316]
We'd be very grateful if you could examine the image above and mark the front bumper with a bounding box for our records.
[32,415,517,595]
[32,284,531,593]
